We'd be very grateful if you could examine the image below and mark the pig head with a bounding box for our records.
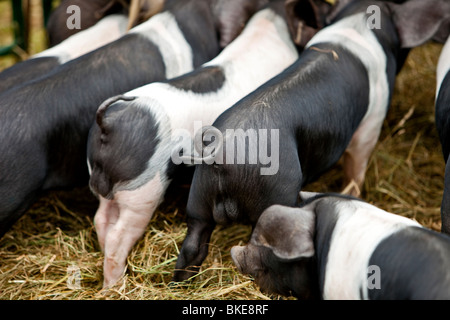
[231,204,319,299]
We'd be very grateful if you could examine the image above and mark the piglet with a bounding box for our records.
[0,0,220,238]
[435,35,450,234]
[87,0,299,288]
[47,0,166,46]
[46,0,127,46]
[173,0,450,282]
[0,14,128,93]
[232,192,450,300]
[213,0,268,48]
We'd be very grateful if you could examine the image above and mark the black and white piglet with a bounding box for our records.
[231,192,450,300]
[213,0,268,48]
[435,35,450,234]
[0,0,220,238]
[46,0,127,46]
[87,1,299,288]
[46,0,166,46]
[0,14,128,93]
[173,0,450,281]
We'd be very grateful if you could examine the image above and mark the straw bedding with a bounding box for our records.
[0,0,445,299]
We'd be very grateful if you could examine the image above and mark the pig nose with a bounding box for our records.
[230,245,246,272]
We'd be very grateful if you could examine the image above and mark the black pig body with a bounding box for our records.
[232,192,450,300]
[435,36,450,234]
[174,0,450,281]
[0,0,220,237]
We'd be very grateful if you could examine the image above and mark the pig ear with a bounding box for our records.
[388,0,450,48]
[285,0,332,48]
[214,0,268,48]
[252,205,315,261]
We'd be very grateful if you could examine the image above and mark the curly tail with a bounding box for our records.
[179,125,224,164]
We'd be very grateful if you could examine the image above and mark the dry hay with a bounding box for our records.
[0,186,272,300]
[0,1,446,300]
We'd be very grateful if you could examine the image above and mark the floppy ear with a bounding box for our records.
[214,0,268,48]
[285,0,332,48]
[252,205,315,260]
[388,0,450,48]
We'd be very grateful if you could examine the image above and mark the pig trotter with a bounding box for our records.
[173,219,215,282]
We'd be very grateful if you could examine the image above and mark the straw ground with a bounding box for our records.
[0,0,446,300]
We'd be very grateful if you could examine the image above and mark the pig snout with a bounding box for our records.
[230,245,246,273]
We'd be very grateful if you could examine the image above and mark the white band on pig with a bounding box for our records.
[306,12,389,128]
[34,14,128,64]
[323,200,420,300]
[129,11,194,79]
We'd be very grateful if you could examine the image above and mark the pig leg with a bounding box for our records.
[0,149,47,237]
[100,173,167,288]
[102,206,153,288]
[341,150,364,197]
[172,218,216,282]
[342,116,384,197]
[94,197,119,252]
[0,191,40,237]
[440,158,450,234]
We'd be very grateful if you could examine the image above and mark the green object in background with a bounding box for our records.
[0,0,54,57]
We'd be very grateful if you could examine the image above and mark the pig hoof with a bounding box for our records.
[341,180,361,197]
[172,267,200,282]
